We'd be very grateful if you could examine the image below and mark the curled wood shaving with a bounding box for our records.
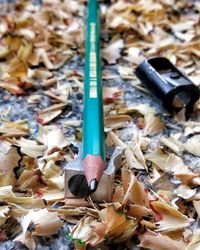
[102,38,124,64]
[186,230,200,250]
[139,229,185,250]
[0,120,29,139]
[0,186,45,207]
[175,184,196,199]
[183,135,200,157]
[36,103,68,125]
[105,114,132,130]
[160,134,183,156]
[0,81,24,95]
[150,200,193,232]
[103,87,123,104]
[125,146,146,170]
[18,138,47,158]
[15,209,63,249]
[0,206,10,227]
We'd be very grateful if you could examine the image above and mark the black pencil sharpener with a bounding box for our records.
[135,57,200,117]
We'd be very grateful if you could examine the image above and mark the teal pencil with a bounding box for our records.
[82,0,105,193]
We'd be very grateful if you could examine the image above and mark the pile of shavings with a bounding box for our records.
[0,0,200,250]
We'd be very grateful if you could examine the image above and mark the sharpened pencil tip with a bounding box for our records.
[89,178,98,193]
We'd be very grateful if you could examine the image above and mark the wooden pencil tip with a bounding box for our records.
[83,154,105,192]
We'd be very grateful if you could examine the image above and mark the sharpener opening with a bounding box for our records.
[172,91,191,111]
[68,174,90,198]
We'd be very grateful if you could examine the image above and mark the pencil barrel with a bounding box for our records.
[82,0,105,160]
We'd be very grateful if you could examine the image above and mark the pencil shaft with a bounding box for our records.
[82,0,105,161]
